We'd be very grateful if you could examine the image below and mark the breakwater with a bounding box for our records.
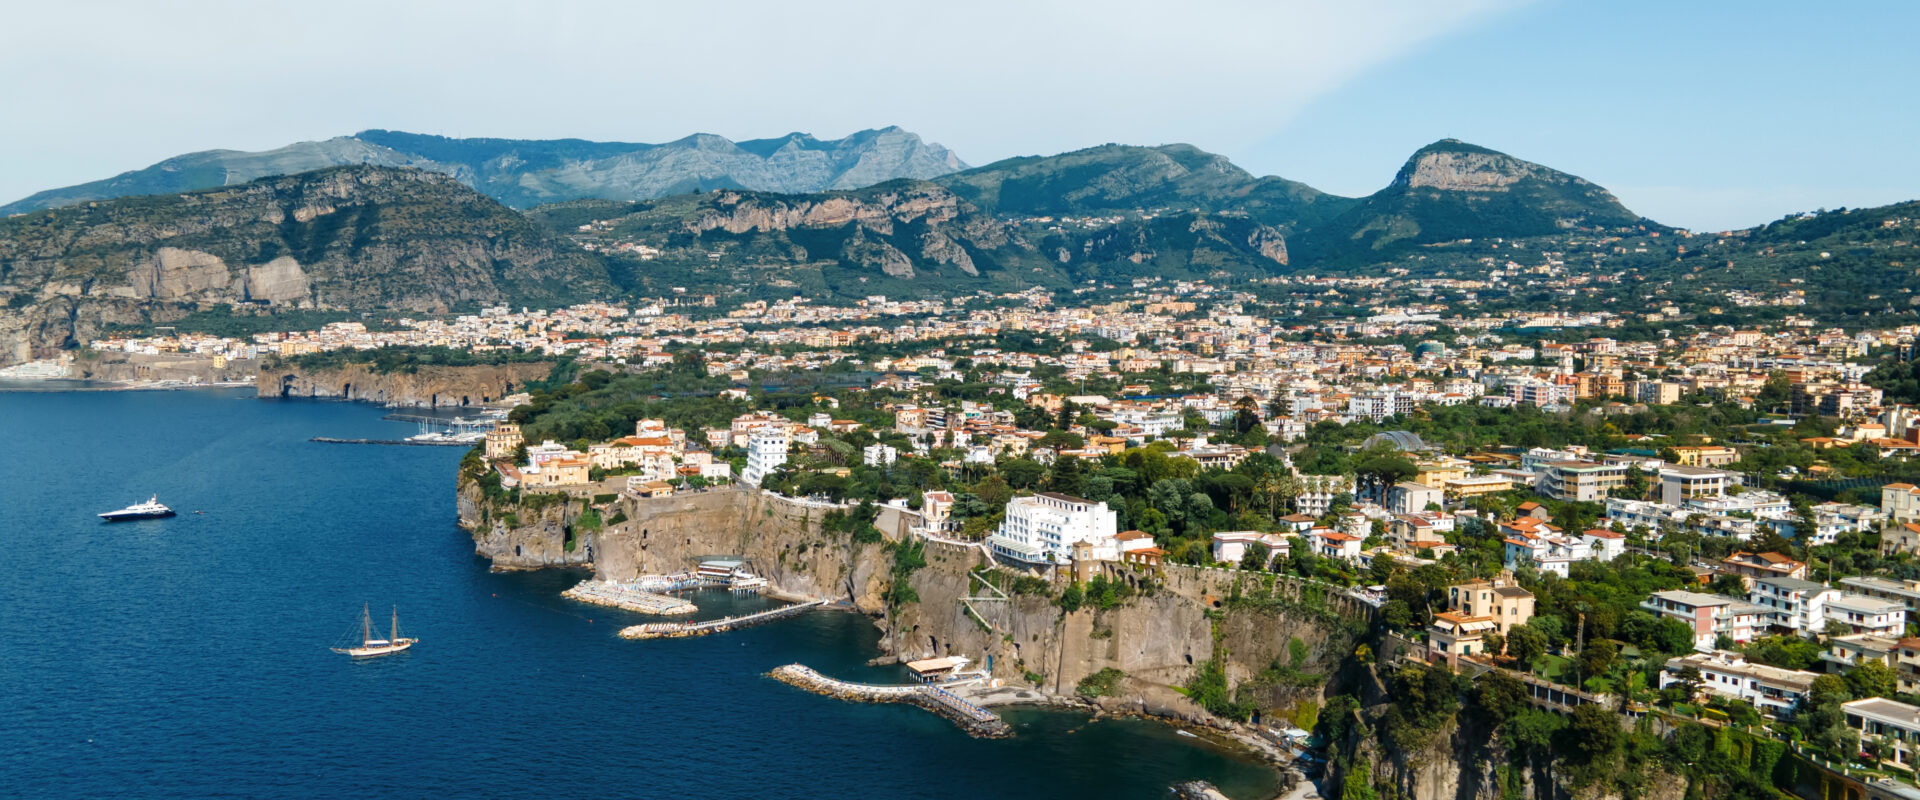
[310,437,472,447]
[620,599,827,639]
[767,664,1012,738]
[561,580,697,615]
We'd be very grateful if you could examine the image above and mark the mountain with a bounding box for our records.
[1297,139,1653,259]
[529,179,1297,298]
[0,165,608,364]
[0,127,968,215]
[937,143,1355,230]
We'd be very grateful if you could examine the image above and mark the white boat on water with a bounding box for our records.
[99,495,175,522]
[332,604,417,658]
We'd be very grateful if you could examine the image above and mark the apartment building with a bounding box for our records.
[1538,461,1626,502]
[1643,590,1770,650]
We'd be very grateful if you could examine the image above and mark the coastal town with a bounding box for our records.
[52,275,1886,786]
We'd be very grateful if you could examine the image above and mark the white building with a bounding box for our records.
[741,428,790,487]
[987,492,1120,566]
[1661,650,1817,717]
[1826,594,1907,637]
[1748,576,1839,636]
[1642,590,1771,650]
[1658,466,1734,506]
[863,444,898,467]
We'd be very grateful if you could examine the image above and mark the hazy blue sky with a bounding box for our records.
[2,0,1913,230]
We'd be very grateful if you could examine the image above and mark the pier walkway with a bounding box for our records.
[620,599,827,639]
[309,437,470,447]
[767,664,1011,738]
[562,580,698,615]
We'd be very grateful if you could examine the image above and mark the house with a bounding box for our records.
[920,490,956,533]
[1884,484,1920,524]
[1642,590,1771,650]
[1659,466,1733,506]
[1428,612,1501,663]
[1311,530,1364,562]
[1825,594,1907,637]
[1821,633,1901,673]
[1445,572,1535,634]
[1843,698,1920,769]
[484,422,523,460]
[1747,576,1839,636]
[1884,522,1920,557]
[1840,575,1920,615]
[1721,551,1810,583]
[1117,531,1166,568]
[1387,481,1444,515]
[1582,529,1627,562]
[1670,445,1740,467]
[1660,650,1816,717]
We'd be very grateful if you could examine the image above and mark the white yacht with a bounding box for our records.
[98,495,175,522]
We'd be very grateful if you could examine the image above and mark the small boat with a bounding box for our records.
[332,604,417,658]
[98,495,176,522]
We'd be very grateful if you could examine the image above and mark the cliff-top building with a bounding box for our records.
[987,492,1119,567]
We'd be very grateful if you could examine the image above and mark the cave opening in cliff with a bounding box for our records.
[461,396,470,406]
[342,382,351,399]
[278,374,295,397]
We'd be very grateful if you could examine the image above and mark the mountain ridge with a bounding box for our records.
[0,127,969,216]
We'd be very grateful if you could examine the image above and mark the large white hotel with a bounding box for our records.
[987,492,1119,566]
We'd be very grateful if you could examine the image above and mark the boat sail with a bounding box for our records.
[331,604,417,658]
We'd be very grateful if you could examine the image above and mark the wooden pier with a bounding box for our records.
[562,580,698,615]
[768,664,1011,738]
[620,599,827,640]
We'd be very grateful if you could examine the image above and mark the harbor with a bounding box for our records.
[620,598,828,639]
[768,664,1012,738]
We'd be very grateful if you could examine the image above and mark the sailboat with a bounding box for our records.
[331,604,417,658]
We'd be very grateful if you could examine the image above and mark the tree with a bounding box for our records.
[1240,542,1271,571]
[1472,670,1527,724]
[1506,625,1548,666]
[1566,704,1621,764]
[1577,639,1619,683]
[1846,660,1897,700]
[1048,455,1085,497]
[1001,458,1045,489]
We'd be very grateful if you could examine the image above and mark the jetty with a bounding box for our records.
[309,437,470,447]
[620,599,827,639]
[767,664,1011,738]
[562,580,698,615]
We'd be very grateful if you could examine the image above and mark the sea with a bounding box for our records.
[0,387,1282,799]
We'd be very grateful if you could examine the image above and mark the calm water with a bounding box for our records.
[0,389,1279,799]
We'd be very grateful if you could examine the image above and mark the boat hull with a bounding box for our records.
[334,639,417,658]
[99,510,177,522]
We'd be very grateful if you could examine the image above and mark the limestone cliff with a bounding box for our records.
[258,361,552,407]
[0,165,610,367]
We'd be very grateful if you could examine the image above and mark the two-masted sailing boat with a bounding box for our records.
[332,604,417,658]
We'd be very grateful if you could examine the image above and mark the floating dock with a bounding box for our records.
[767,664,1011,738]
[620,599,827,639]
[309,437,471,447]
[562,580,698,615]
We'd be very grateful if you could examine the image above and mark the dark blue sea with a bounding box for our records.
[0,389,1280,799]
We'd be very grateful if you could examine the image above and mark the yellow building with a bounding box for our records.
[485,423,524,460]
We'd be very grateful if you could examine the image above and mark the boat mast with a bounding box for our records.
[391,606,399,641]
[362,603,372,646]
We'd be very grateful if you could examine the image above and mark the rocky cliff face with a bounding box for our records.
[0,165,608,366]
[258,361,553,407]
[456,486,595,570]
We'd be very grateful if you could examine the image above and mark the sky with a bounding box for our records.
[1,0,1914,231]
